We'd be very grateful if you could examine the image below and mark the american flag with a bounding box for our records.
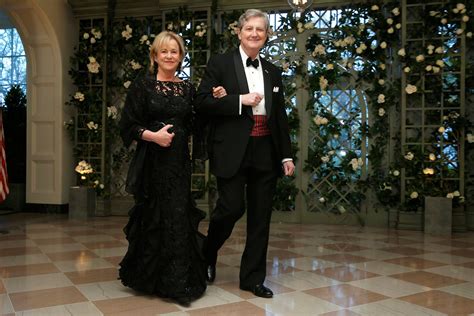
[0,111,9,203]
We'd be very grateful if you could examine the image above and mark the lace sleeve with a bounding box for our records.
[119,74,148,147]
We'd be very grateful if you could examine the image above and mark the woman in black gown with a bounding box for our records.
[118,31,207,305]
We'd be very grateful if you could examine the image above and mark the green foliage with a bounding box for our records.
[4,85,26,110]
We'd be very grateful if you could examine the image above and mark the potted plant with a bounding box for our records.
[69,160,97,219]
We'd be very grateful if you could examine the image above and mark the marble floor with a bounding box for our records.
[0,212,474,315]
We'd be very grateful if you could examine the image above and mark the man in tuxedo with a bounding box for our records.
[195,9,295,298]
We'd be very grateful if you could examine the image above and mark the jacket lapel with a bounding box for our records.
[262,60,273,120]
[232,51,253,118]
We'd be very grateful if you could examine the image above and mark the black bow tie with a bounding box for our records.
[246,57,259,69]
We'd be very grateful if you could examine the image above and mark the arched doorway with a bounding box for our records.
[0,0,76,205]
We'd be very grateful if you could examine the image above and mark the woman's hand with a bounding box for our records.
[155,124,175,147]
[212,86,227,98]
[142,124,175,147]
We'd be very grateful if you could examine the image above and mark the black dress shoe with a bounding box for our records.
[206,265,216,282]
[240,284,273,298]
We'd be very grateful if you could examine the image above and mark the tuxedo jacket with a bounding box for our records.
[195,49,292,178]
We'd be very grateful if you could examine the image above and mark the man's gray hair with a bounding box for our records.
[237,9,270,33]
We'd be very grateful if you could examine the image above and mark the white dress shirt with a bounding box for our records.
[239,46,266,116]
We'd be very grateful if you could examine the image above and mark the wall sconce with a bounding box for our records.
[288,0,313,12]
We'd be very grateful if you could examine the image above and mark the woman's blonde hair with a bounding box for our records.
[148,31,186,74]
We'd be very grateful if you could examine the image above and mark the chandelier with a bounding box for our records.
[288,0,313,12]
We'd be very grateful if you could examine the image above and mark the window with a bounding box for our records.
[0,28,27,105]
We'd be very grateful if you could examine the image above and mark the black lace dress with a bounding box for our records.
[118,73,207,303]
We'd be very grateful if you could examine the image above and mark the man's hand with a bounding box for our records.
[283,160,295,176]
[241,92,263,107]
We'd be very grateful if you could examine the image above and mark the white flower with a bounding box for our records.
[304,22,314,29]
[90,37,96,44]
[453,190,460,197]
[456,28,464,35]
[393,170,400,176]
[107,106,118,119]
[453,8,460,14]
[377,94,385,103]
[328,150,335,156]
[167,23,174,30]
[387,27,394,34]
[380,41,387,49]
[456,3,465,11]
[423,168,434,175]
[392,7,400,16]
[386,18,394,25]
[405,84,417,94]
[430,11,439,17]
[313,115,328,126]
[99,184,105,189]
[379,63,386,70]
[378,79,385,85]
[83,32,90,39]
[378,108,385,116]
[467,32,473,38]
[397,48,406,57]
[371,5,379,11]
[462,15,470,22]
[123,80,131,89]
[432,66,441,73]
[344,36,356,46]
[435,46,444,54]
[416,54,425,62]
[291,82,297,88]
[75,160,93,175]
[382,182,392,191]
[121,24,133,40]
[319,197,325,203]
[467,133,474,143]
[319,76,329,90]
[426,65,433,72]
[312,44,326,56]
[349,157,363,171]
[87,121,99,130]
[446,193,454,199]
[429,153,436,161]
[404,66,411,73]
[91,28,102,39]
[404,152,414,160]
[395,23,401,29]
[438,126,446,133]
[337,205,346,214]
[74,92,85,102]
[87,56,100,73]
[441,18,448,24]
[139,35,148,44]
[326,63,334,70]
[130,60,143,70]
[436,60,444,67]
[427,44,435,51]
[321,155,330,163]
[410,191,419,199]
